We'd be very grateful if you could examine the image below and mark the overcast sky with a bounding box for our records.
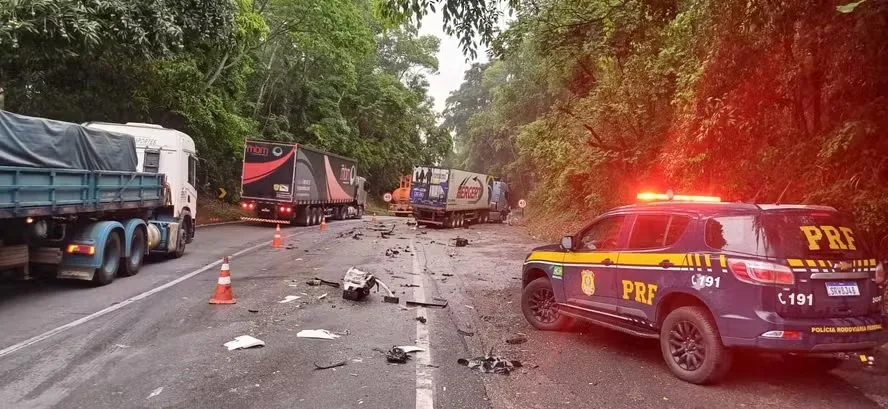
[418,11,490,115]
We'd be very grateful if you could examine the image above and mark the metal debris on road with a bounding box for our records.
[296,330,341,340]
[148,387,163,399]
[248,309,259,313]
[279,295,301,303]
[458,350,522,375]
[385,347,410,363]
[397,346,425,353]
[318,293,328,300]
[506,335,528,344]
[307,278,340,288]
[457,329,475,337]
[416,316,427,324]
[314,360,347,370]
[442,273,454,277]
[406,299,448,308]
[224,335,266,350]
[454,237,469,247]
[342,267,378,301]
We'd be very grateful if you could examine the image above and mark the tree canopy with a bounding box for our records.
[443,0,888,253]
[0,0,451,197]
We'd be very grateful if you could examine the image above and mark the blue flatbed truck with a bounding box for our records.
[0,111,192,286]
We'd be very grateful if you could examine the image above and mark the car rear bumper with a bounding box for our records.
[721,312,888,352]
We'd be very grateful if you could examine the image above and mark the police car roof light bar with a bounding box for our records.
[636,192,721,203]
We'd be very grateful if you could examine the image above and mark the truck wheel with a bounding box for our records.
[660,306,733,384]
[120,227,146,277]
[296,207,310,226]
[442,214,452,228]
[93,232,122,286]
[521,277,574,331]
[312,207,322,225]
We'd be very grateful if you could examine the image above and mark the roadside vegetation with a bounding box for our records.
[440,0,888,256]
[0,0,451,202]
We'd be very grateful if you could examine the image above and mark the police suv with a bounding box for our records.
[520,193,887,384]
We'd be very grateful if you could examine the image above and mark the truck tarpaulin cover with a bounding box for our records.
[0,111,138,171]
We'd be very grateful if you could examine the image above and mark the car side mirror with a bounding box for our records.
[560,235,574,251]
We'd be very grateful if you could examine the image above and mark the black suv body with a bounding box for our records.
[520,201,887,384]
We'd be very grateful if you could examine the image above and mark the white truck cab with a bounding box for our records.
[83,122,198,241]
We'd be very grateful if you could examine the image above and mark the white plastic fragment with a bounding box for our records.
[148,387,163,399]
[279,295,301,303]
[224,335,266,350]
[396,346,425,353]
[296,329,341,340]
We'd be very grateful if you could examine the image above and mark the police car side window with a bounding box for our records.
[580,215,625,251]
[628,215,691,249]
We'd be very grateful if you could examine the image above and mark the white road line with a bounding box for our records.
[412,238,434,409]
[0,237,281,359]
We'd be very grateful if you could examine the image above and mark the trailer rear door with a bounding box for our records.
[241,141,297,202]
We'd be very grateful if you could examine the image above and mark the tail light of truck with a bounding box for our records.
[875,262,885,285]
[240,202,255,210]
[278,206,292,213]
[67,244,96,256]
[728,259,794,286]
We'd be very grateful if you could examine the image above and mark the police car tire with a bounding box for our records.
[660,306,732,385]
[522,277,574,331]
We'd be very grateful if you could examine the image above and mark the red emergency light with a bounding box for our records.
[637,191,721,203]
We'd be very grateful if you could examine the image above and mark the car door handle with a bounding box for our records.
[602,258,613,266]
[659,260,674,268]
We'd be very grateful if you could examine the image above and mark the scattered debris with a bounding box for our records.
[294,258,303,261]
[397,346,425,353]
[148,387,164,399]
[296,330,341,340]
[248,309,259,313]
[224,335,266,350]
[333,329,351,336]
[401,284,420,288]
[385,248,401,257]
[376,279,400,303]
[342,267,378,301]
[406,220,417,226]
[113,344,130,349]
[309,278,340,288]
[457,329,475,337]
[416,316,427,324]
[464,305,475,310]
[314,360,347,370]
[458,349,522,375]
[279,295,301,304]
[442,273,454,277]
[285,244,296,250]
[385,347,409,363]
[318,293,328,300]
[406,299,448,308]
[506,335,528,345]
[454,237,469,247]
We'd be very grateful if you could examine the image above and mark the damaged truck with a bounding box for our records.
[410,166,509,228]
[239,140,368,225]
[0,111,198,285]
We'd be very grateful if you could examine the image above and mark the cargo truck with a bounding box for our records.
[410,166,495,228]
[0,111,197,286]
[239,140,368,225]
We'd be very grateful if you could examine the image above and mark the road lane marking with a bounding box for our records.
[412,238,434,409]
[0,237,282,359]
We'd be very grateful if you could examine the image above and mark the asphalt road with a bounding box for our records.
[0,218,885,409]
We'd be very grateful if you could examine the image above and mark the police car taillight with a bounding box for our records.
[875,262,885,285]
[761,330,802,340]
[728,259,795,286]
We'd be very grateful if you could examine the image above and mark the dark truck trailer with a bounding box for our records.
[239,140,368,225]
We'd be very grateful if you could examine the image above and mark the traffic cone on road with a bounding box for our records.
[371,213,377,223]
[320,217,327,231]
[272,224,283,248]
[209,257,236,305]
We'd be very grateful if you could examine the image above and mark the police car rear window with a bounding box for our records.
[705,212,869,259]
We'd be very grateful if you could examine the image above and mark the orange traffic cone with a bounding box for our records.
[209,257,236,304]
[320,217,327,231]
[272,224,283,248]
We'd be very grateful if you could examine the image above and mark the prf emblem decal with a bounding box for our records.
[552,265,563,279]
[581,270,595,296]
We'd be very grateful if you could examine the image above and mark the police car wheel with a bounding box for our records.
[660,306,732,384]
[522,277,574,331]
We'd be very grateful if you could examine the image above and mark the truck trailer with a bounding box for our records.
[239,140,368,225]
[0,111,197,286]
[410,166,495,228]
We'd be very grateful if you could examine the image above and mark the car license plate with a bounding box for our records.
[260,208,270,213]
[825,281,860,297]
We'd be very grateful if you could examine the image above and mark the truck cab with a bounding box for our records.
[84,122,198,242]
